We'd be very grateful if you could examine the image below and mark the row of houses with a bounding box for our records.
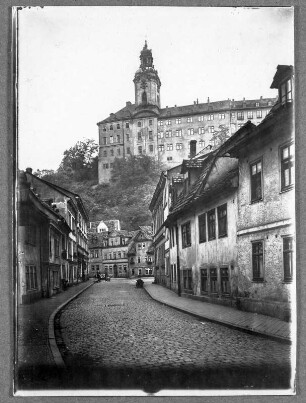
[149,65,294,321]
[18,169,89,304]
[88,221,154,278]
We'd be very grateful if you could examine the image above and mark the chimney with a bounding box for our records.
[194,101,196,105]
[207,97,210,103]
[260,95,263,100]
[190,140,197,159]
[26,167,32,174]
[174,104,177,107]
[197,98,199,104]
[126,101,131,106]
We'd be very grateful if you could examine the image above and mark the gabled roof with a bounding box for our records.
[270,65,294,89]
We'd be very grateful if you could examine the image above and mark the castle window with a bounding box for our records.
[167,120,171,125]
[166,143,173,151]
[110,124,113,130]
[176,143,183,150]
[126,122,129,128]
[219,113,225,119]
[138,146,143,154]
[138,121,142,127]
[158,145,164,152]
[198,115,204,122]
[247,111,253,119]
[117,123,120,129]
[199,127,205,134]
[188,128,194,135]
[175,129,182,137]
[207,114,214,121]
[256,110,262,118]
[208,126,214,133]
[175,118,181,124]
[158,120,163,126]
[149,144,154,152]
[149,131,153,140]
[187,117,193,123]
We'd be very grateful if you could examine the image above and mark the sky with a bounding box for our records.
[18,6,294,171]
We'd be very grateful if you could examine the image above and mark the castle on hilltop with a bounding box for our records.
[97,41,276,183]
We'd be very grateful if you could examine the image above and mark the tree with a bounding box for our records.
[59,138,98,181]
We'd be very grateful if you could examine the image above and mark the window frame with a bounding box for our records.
[252,240,264,282]
[198,213,207,243]
[280,142,294,191]
[250,158,263,203]
[181,221,191,248]
[283,236,293,282]
[207,209,216,241]
[217,204,227,238]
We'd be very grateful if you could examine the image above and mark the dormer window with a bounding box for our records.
[280,79,293,104]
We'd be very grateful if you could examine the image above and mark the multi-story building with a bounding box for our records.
[127,226,154,277]
[18,171,74,304]
[151,65,294,320]
[88,220,132,278]
[24,169,89,284]
[97,41,275,183]
[220,65,294,320]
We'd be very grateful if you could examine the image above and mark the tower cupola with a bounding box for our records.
[134,41,161,109]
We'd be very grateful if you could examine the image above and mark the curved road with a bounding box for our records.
[58,278,291,391]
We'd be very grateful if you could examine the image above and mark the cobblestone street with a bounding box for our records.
[57,278,292,391]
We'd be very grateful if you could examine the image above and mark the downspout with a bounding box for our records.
[175,223,181,297]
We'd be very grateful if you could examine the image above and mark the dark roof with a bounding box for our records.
[97,97,276,125]
[270,65,294,89]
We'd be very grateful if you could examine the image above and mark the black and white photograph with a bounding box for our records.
[14,5,295,396]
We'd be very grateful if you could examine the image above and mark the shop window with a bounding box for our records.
[201,269,208,293]
[183,269,192,291]
[25,265,37,291]
[210,268,218,293]
[220,267,230,294]
[283,237,293,282]
[252,241,264,281]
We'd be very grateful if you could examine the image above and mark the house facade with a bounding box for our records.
[220,65,294,320]
[127,226,154,277]
[23,169,89,285]
[97,42,275,184]
[151,65,294,321]
[18,171,71,304]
